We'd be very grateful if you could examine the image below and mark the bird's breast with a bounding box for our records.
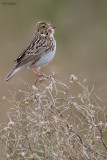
[35,39,56,67]
[35,49,56,67]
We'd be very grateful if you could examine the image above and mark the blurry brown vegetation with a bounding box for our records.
[0,75,107,160]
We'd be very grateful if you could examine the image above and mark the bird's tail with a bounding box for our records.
[6,67,21,81]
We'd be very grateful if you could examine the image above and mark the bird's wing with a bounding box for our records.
[14,33,51,68]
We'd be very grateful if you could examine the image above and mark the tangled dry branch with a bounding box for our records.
[0,75,107,160]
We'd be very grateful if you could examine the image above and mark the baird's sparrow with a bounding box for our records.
[6,21,56,81]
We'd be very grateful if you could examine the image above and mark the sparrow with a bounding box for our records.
[6,21,56,81]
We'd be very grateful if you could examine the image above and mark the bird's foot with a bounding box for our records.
[37,73,47,81]
[31,68,52,82]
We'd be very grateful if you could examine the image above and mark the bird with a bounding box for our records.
[6,21,56,81]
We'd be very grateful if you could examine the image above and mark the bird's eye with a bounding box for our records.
[42,25,45,28]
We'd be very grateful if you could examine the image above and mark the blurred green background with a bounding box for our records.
[0,0,107,159]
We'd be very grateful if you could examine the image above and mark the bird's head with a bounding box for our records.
[36,21,55,37]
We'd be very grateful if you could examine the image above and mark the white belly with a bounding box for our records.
[35,43,56,67]
[35,50,56,67]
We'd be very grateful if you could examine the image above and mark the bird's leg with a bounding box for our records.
[31,68,38,76]
[35,68,45,76]
[31,68,47,80]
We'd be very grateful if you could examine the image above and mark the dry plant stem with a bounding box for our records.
[97,125,107,150]
[77,81,107,151]
[0,75,107,160]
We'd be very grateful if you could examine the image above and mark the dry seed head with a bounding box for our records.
[70,74,78,83]
[36,93,41,98]
[3,127,8,131]
[6,153,11,158]
[25,101,29,105]
[53,116,62,123]
[4,127,12,131]
[8,121,15,127]
[1,96,6,100]
[98,121,103,127]
[21,152,26,156]
[96,136,101,140]
[32,85,38,91]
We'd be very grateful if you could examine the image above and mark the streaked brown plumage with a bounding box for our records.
[6,21,56,81]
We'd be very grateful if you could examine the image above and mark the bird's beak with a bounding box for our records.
[48,26,55,29]
[52,26,55,29]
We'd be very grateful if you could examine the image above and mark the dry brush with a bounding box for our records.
[0,74,107,160]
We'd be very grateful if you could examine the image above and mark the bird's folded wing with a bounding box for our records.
[14,33,51,68]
